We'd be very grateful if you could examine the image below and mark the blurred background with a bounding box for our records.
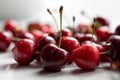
[0,0,119,31]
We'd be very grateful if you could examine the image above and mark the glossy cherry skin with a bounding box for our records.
[74,33,97,44]
[12,39,36,65]
[41,44,69,72]
[72,44,100,70]
[95,26,113,42]
[82,41,110,62]
[0,31,13,52]
[61,36,80,64]
[36,35,56,52]
[107,35,120,61]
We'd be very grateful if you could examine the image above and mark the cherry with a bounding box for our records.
[82,41,110,62]
[48,32,59,42]
[61,36,80,64]
[40,44,69,72]
[107,35,120,61]
[72,44,100,70]
[92,17,109,29]
[74,33,97,44]
[4,19,24,37]
[17,32,35,41]
[12,39,36,65]
[107,35,120,69]
[115,25,120,35]
[95,26,113,42]
[58,28,72,37]
[35,35,56,62]
[36,35,56,52]
[28,22,53,34]
[0,31,13,52]
[30,30,48,43]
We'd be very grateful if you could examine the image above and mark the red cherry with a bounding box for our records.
[17,32,35,41]
[74,33,97,44]
[72,44,100,70]
[115,25,120,35]
[61,36,80,64]
[95,26,113,42]
[41,44,69,72]
[92,17,109,29]
[0,31,13,52]
[49,32,59,42]
[36,35,56,52]
[40,24,54,33]
[58,28,72,37]
[35,35,56,62]
[4,19,24,37]
[30,30,48,43]
[12,39,36,65]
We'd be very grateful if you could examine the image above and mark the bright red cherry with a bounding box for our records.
[41,44,69,72]
[61,36,80,64]
[74,33,97,44]
[48,32,59,42]
[72,44,100,70]
[95,26,113,42]
[0,31,13,52]
[12,39,36,65]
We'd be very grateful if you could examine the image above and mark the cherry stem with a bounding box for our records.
[72,16,75,32]
[47,9,59,31]
[12,37,21,42]
[91,18,96,43]
[58,6,63,48]
[100,50,110,55]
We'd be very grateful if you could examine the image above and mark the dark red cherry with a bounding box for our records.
[12,39,36,65]
[107,35,120,61]
[41,44,69,72]
[61,36,80,64]
[74,33,97,44]
[95,26,113,42]
[49,32,59,42]
[36,35,56,52]
[0,31,13,52]
[115,25,120,35]
[92,17,109,29]
[72,44,100,70]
